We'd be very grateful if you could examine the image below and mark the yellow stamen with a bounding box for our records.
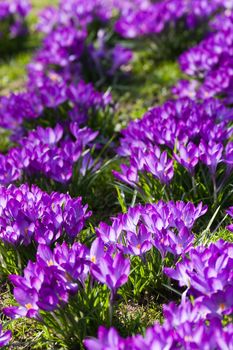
[184,335,193,342]
[91,256,96,263]
[220,303,225,311]
[25,303,33,310]
[47,259,54,266]
[48,72,60,82]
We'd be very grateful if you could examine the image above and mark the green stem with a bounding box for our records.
[191,176,197,197]
[131,189,137,207]
[109,302,113,326]
[164,187,170,202]
[212,175,217,203]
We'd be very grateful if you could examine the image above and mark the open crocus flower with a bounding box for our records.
[91,252,130,299]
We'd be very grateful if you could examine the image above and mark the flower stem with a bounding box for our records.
[212,175,217,203]
[191,176,197,197]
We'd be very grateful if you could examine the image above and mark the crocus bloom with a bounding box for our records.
[84,326,125,350]
[0,324,11,347]
[91,252,130,298]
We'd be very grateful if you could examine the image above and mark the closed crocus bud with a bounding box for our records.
[112,164,139,187]
[0,324,11,347]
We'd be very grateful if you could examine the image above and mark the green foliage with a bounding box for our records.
[27,282,111,350]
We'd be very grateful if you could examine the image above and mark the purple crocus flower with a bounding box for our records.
[96,219,123,245]
[112,164,139,187]
[109,45,133,75]
[199,140,223,175]
[167,226,194,256]
[4,285,40,319]
[202,286,233,316]
[121,224,152,256]
[89,238,105,264]
[0,324,11,348]
[91,252,130,298]
[144,150,174,185]
[174,141,199,174]
[63,198,92,239]
[164,240,233,298]
[84,326,125,350]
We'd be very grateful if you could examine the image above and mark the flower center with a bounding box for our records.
[184,335,193,342]
[220,303,225,311]
[47,259,54,266]
[91,256,96,263]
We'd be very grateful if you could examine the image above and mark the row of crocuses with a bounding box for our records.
[0,0,233,349]
[1,190,233,348]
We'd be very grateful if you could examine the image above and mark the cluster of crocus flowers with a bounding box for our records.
[95,200,207,259]
[0,0,30,40]
[114,97,233,199]
[4,242,91,319]
[0,183,91,246]
[0,123,100,185]
[114,0,230,39]
[4,241,131,320]
[27,0,133,92]
[0,79,111,131]
[173,8,233,101]
[164,240,233,315]
[84,239,233,349]
[3,199,206,320]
